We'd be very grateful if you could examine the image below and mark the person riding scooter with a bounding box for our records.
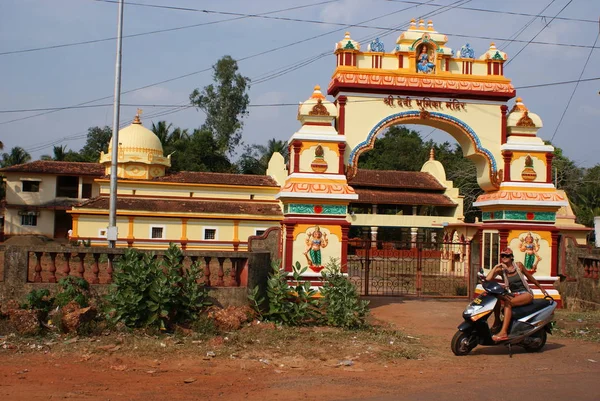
[486,247,550,342]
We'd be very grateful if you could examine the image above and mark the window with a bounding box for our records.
[204,228,217,240]
[22,181,40,192]
[98,229,107,238]
[150,226,164,239]
[21,215,37,226]
[56,176,78,198]
[255,229,266,236]
[82,183,92,198]
[482,231,500,270]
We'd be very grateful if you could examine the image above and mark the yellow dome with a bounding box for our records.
[99,113,171,179]
[107,118,164,158]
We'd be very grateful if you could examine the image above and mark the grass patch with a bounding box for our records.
[553,309,600,343]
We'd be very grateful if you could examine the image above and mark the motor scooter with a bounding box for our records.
[451,273,556,357]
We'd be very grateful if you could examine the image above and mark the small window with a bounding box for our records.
[151,226,164,239]
[21,215,37,226]
[22,181,40,192]
[98,229,107,238]
[82,183,92,198]
[255,229,266,236]
[204,228,216,240]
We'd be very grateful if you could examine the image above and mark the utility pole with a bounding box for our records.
[108,0,124,248]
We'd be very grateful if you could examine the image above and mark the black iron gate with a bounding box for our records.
[347,240,478,298]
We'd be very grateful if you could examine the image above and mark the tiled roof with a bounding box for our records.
[353,189,456,206]
[349,169,445,190]
[151,171,279,187]
[0,161,105,176]
[76,197,283,216]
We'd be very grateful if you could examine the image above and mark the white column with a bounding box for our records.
[78,177,83,199]
[411,227,418,248]
[370,227,378,248]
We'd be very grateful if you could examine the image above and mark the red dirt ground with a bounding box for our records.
[1,299,599,401]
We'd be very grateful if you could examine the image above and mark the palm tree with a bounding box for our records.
[1,146,31,167]
[151,121,190,148]
[239,138,289,175]
[41,145,68,161]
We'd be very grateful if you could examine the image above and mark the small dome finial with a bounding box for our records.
[429,147,435,161]
[133,108,143,124]
[311,85,325,100]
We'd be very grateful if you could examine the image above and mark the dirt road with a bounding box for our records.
[1,299,599,401]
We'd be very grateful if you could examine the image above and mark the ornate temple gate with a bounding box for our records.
[274,20,573,303]
[347,240,479,298]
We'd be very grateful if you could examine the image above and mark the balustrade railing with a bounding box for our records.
[24,247,249,287]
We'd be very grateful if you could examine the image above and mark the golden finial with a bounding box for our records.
[429,147,435,161]
[311,85,325,100]
[133,108,143,124]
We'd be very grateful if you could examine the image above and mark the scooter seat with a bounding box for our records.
[512,299,551,320]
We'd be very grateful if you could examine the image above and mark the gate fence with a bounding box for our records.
[347,239,479,298]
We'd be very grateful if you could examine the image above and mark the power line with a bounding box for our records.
[506,0,573,66]
[550,32,600,142]
[3,1,598,57]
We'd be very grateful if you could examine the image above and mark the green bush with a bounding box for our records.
[249,260,369,328]
[105,243,211,331]
[21,288,54,314]
[319,261,370,329]
[55,276,90,307]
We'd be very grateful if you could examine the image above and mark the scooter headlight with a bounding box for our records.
[465,305,483,315]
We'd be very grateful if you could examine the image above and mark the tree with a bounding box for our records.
[358,126,429,171]
[238,138,289,175]
[1,146,31,167]
[151,121,190,171]
[41,145,84,162]
[175,128,235,173]
[571,164,600,227]
[79,126,112,162]
[189,55,250,156]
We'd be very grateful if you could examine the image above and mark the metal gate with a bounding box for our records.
[347,240,477,298]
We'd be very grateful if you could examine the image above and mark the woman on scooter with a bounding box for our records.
[486,247,549,342]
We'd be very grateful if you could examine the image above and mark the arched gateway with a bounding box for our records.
[273,20,573,301]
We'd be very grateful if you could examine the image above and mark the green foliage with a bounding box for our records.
[1,146,31,167]
[262,261,320,326]
[319,261,370,329]
[250,260,369,329]
[22,288,54,314]
[238,138,289,175]
[55,276,90,308]
[106,244,211,331]
[79,126,112,162]
[189,55,250,156]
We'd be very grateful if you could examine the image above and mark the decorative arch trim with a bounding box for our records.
[347,110,498,184]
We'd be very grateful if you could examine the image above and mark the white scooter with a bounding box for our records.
[451,273,556,357]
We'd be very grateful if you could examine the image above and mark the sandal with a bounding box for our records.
[492,334,509,342]
[490,324,502,334]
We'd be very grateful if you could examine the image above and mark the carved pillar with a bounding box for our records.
[338,142,346,175]
[337,96,347,136]
[502,150,513,182]
[292,140,302,173]
[500,105,508,145]
[498,229,509,251]
[284,224,295,272]
[551,231,559,277]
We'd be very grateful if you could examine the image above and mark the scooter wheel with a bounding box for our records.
[523,329,547,352]
[451,330,475,356]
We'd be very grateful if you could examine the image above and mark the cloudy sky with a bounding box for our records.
[1,0,598,167]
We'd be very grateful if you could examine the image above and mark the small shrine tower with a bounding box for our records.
[275,86,358,275]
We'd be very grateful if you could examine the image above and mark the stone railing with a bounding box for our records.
[0,245,272,308]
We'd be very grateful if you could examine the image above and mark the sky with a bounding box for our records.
[0,0,599,168]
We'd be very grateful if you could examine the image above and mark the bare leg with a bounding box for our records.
[494,293,533,340]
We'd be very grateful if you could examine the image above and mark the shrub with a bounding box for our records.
[21,288,54,315]
[55,276,90,307]
[319,261,370,329]
[105,243,211,331]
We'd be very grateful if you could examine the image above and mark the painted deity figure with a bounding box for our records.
[519,232,542,272]
[304,226,328,267]
[417,46,435,74]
